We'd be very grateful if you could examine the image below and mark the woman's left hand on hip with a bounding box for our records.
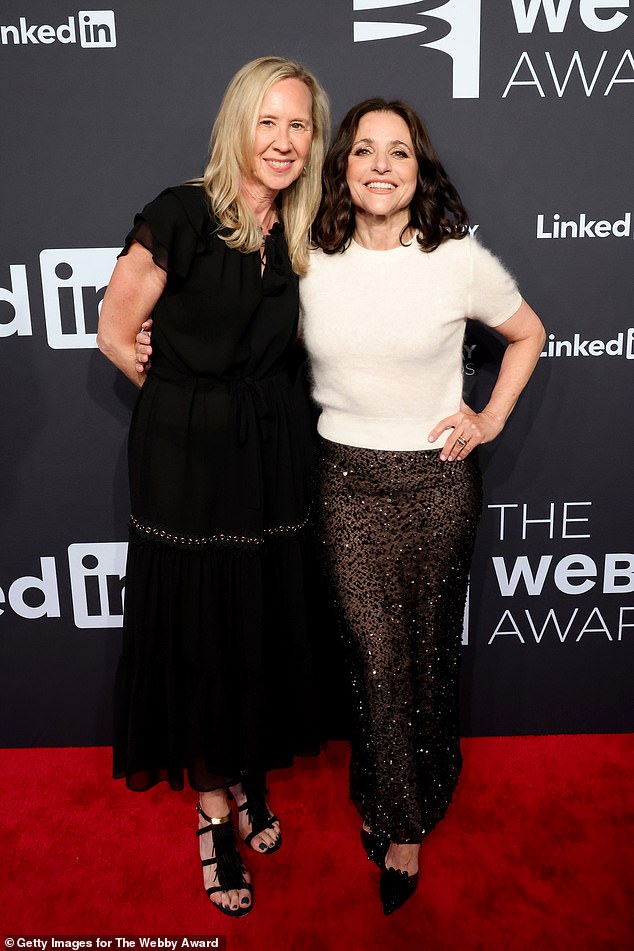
[428,407,504,462]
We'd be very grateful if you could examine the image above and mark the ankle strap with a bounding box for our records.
[196,802,232,825]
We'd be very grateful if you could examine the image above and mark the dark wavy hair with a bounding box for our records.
[312,98,469,253]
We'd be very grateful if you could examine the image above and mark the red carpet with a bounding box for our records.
[1,736,633,950]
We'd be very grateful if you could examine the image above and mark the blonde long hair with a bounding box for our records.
[202,56,330,276]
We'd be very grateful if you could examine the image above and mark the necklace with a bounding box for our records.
[259,206,278,239]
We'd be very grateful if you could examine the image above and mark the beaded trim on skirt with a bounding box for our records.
[129,513,309,550]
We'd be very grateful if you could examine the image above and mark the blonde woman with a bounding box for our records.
[98,56,329,918]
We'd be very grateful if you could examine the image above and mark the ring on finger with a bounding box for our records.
[456,436,468,448]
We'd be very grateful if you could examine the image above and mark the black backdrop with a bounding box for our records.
[1,1,632,745]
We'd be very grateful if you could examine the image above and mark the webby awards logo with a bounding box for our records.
[0,10,116,48]
[352,0,633,99]
[482,500,634,646]
[353,0,482,98]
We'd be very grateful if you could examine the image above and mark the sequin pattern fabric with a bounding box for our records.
[314,439,482,843]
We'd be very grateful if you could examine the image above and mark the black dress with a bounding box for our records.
[112,184,318,791]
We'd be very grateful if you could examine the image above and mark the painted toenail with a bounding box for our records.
[241,897,250,905]
[259,843,267,850]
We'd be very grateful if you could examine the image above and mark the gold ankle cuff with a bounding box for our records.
[197,803,232,825]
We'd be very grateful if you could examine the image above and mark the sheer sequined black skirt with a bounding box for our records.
[314,438,482,843]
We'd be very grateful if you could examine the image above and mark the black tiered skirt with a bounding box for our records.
[112,368,319,792]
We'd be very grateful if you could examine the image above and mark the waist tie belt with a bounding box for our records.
[149,365,291,512]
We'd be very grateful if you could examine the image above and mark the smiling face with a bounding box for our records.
[245,77,314,198]
[346,110,418,230]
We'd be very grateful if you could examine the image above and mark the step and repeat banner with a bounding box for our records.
[0,1,632,745]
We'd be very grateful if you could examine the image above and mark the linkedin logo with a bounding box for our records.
[40,248,119,348]
[78,10,116,47]
[68,543,127,628]
[0,543,127,628]
[0,11,117,48]
[0,247,120,348]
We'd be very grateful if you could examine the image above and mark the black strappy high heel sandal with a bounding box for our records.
[196,804,253,917]
[237,777,282,855]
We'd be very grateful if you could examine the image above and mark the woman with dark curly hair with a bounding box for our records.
[301,98,545,914]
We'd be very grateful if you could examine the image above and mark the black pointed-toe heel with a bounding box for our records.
[380,866,419,916]
[196,804,253,917]
[360,827,389,868]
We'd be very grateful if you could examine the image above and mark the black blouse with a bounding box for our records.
[120,184,311,539]
[121,184,299,380]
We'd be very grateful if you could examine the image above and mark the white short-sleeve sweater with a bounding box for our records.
[300,235,522,451]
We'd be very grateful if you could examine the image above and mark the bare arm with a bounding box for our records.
[428,298,546,461]
[97,241,166,387]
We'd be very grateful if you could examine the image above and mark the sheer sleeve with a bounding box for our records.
[118,186,206,279]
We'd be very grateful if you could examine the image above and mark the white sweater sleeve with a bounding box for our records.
[467,238,522,327]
